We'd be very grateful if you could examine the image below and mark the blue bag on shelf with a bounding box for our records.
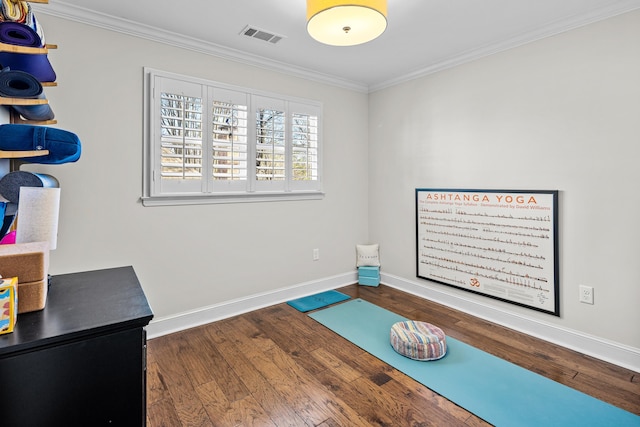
[0,124,81,164]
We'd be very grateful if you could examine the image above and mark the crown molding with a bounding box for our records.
[33,1,369,93]
[369,0,640,92]
[34,1,640,94]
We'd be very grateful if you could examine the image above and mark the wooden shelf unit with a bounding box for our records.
[0,149,49,159]
[0,41,56,55]
[0,1,56,126]
[0,0,58,159]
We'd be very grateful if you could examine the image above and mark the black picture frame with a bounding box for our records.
[416,188,559,316]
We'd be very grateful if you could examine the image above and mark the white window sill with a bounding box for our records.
[141,191,325,207]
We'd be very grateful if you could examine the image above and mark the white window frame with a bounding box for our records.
[142,68,323,206]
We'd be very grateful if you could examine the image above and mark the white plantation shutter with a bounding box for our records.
[144,69,323,205]
[254,96,287,192]
[154,76,204,195]
[290,102,320,191]
[210,88,249,192]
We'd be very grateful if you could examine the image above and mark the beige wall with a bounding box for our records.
[368,10,640,349]
[26,15,370,318]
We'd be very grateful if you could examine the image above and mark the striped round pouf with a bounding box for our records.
[390,321,447,361]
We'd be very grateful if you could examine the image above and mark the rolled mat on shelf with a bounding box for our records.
[0,22,55,83]
[0,67,54,120]
[0,21,42,48]
[0,170,59,204]
[0,67,41,97]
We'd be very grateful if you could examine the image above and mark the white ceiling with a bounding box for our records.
[38,0,640,92]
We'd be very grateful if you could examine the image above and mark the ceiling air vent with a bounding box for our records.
[240,25,285,44]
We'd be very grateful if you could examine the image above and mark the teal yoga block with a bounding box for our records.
[358,266,380,286]
[358,266,380,278]
[359,276,380,286]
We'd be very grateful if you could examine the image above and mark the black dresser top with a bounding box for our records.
[0,266,153,356]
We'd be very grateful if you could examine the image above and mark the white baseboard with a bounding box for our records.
[145,271,357,339]
[382,272,640,373]
[145,270,640,372]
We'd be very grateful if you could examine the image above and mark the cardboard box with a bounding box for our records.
[0,276,18,334]
[0,242,49,313]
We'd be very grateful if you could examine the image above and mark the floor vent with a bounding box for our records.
[240,25,285,44]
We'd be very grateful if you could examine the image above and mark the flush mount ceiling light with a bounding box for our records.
[307,0,387,46]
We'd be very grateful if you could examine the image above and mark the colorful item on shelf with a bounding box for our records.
[0,202,16,240]
[0,276,18,335]
[0,67,54,120]
[0,124,81,164]
[0,230,15,244]
[0,0,28,23]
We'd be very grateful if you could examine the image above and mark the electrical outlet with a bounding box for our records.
[313,248,320,261]
[579,285,594,304]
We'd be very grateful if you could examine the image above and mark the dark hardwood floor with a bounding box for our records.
[146,284,640,426]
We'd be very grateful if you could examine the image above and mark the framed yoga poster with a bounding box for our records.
[416,189,559,316]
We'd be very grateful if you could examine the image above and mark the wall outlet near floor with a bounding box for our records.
[313,248,320,261]
[579,285,594,304]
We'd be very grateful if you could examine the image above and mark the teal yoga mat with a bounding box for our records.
[309,299,640,427]
[286,290,350,312]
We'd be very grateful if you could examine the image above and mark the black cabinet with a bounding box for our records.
[0,266,153,426]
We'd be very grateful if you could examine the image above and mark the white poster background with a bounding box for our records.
[416,189,558,315]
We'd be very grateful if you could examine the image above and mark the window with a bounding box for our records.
[143,69,323,206]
